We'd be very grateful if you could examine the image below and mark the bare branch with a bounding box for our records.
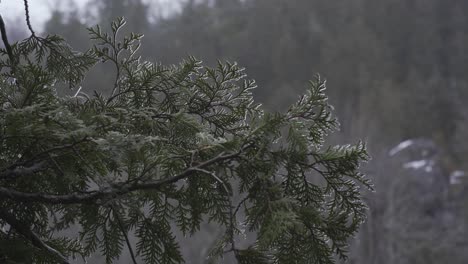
[23,0,35,36]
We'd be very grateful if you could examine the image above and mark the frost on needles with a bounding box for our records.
[0,17,372,264]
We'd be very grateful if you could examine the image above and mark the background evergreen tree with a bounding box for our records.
[0,5,371,264]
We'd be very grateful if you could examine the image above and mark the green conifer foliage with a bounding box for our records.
[0,17,371,264]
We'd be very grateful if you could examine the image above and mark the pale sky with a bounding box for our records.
[0,0,181,32]
[0,0,90,28]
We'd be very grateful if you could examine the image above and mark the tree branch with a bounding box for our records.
[0,138,89,178]
[0,161,47,180]
[0,146,252,205]
[0,209,69,263]
[0,15,15,66]
[23,0,35,36]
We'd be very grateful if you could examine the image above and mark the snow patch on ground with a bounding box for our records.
[450,170,465,185]
[389,139,414,156]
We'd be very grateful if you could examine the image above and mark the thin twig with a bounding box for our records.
[233,195,250,218]
[111,205,138,264]
[192,167,238,252]
[107,22,126,102]
[23,0,35,36]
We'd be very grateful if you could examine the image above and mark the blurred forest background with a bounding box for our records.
[4,0,468,263]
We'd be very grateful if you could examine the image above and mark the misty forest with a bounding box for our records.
[1,0,468,263]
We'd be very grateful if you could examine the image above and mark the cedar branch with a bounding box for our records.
[0,146,251,205]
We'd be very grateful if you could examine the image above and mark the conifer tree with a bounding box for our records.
[0,5,371,264]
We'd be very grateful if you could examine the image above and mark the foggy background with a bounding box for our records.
[2,0,468,263]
